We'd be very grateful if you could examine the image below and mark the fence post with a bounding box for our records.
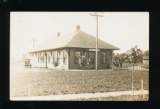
[141,79,144,96]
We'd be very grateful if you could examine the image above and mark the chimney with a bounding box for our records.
[57,32,60,37]
[76,25,80,31]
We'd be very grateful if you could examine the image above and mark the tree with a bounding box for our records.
[112,52,128,68]
[124,46,143,96]
[143,50,149,57]
[125,46,143,64]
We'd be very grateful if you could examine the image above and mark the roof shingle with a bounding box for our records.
[30,30,120,52]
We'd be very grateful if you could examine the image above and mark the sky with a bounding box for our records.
[10,12,149,61]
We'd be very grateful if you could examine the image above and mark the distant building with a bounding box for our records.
[143,56,149,65]
[28,26,120,69]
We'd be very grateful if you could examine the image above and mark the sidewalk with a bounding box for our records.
[65,69,113,71]
[10,90,148,101]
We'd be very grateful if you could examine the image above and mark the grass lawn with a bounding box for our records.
[10,67,148,97]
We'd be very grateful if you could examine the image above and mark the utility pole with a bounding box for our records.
[30,38,38,49]
[90,12,104,71]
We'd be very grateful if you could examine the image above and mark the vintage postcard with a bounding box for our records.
[10,12,149,101]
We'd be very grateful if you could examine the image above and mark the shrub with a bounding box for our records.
[53,60,59,68]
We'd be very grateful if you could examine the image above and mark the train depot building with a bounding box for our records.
[29,26,119,70]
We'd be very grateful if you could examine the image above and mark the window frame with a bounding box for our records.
[57,58,59,64]
[41,55,44,63]
[38,54,40,63]
[63,51,66,64]
[48,57,50,63]
[74,51,81,64]
[88,51,95,64]
[100,51,107,64]
[57,51,60,64]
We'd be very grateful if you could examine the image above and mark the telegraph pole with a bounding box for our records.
[90,12,104,71]
[30,38,38,49]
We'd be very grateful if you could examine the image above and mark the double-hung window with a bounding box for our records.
[101,52,107,64]
[63,51,66,64]
[88,51,95,64]
[75,52,80,64]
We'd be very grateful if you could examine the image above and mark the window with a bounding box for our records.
[38,54,39,62]
[41,56,44,63]
[88,51,95,64]
[101,52,107,64]
[57,58,59,64]
[38,54,40,63]
[57,51,60,64]
[75,52,80,64]
[52,52,55,63]
[50,52,52,56]
[48,57,50,63]
[63,51,66,64]
[42,54,44,63]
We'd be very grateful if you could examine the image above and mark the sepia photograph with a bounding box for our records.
[10,12,149,101]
